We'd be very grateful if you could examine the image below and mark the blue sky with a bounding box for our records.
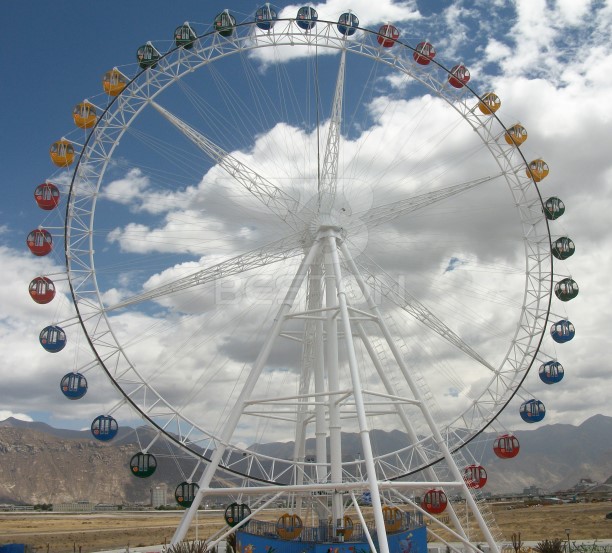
[0,0,610,450]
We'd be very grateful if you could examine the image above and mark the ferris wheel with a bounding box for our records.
[28,5,578,553]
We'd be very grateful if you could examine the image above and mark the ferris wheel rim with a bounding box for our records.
[63,17,554,483]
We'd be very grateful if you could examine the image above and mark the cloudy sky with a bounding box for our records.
[0,0,609,463]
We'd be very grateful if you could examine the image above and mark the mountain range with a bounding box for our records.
[0,414,610,505]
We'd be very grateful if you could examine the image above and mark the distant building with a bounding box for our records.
[94,503,119,511]
[523,485,542,496]
[54,500,95,512]
[151,483,168,508]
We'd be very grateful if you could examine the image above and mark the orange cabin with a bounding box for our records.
[526,159,549,182]
[276,513,303,540]
[73,101,97,129]
[382,505,403,533]
[49,139,75,167]
[478,92,501,115]
[103,69,127,96]
[504,124,528,146]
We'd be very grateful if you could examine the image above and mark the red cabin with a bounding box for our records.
[448,64,470,88]
[29,277,56,304]
[413,41,436,65]
[27,229,53,256]
[463,464,487,489]
[377,24,399,47]
[493,433,520,459]
[34,183,60,210]
[421,489,447,515]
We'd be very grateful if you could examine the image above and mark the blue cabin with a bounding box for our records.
[296,7,318,30]
[60,372,88,400]
[337,12,359,36]
[520,399,546,423]
[255,4,277,31]
[550,319,575,343]
[539,361,564,384]
[39,325,66,353]
[91,415,118,441]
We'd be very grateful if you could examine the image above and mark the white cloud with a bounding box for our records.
[0,411,33,422]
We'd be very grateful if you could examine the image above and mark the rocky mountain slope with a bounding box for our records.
[0,415,610,505]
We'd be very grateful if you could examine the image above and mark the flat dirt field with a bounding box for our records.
[0,502,610,553]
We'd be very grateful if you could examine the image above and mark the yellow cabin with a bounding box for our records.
[526,159,549,182]
[49,139,75,167]
[504,124,528,146]
[382,505,403,533]
[103,69,127,96]
[73,101,97,129]
[478,92,501,115]
[276,513,303,540]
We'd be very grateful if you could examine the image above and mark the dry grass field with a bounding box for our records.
[0,502,610,553]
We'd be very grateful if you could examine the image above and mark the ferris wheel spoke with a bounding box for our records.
[353,173,503,231]
[354,259,499,375]
[149,100,309,231]
[104,232,304,312]
[318,49,347,212]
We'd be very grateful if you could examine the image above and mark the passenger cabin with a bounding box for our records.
[27,229,53,256]
[382,506,402,532]
[49,139,75,167]
[130,452,157,478]
[34,182,60,210]
[296,7,318,30]
[214,10,236,37]
[174,23,196,49]
[276,513,303,540]
[520,399,546,423]
[224,502,251,527]
[337,12,359,36]
[526,159,549,182]
[103,69,127,96]
[539,361,564,384]
[552,237,575,260]
[91,415,118,441]
[478,92,501,114]
[448,64,470,88]
[421,489,447,514]
[39,325,66,353]
[463,464,487,489]
[413,41,436,65]
[137,42,161,69]
[544,197,565,220]
[555,278,579,301]
[493,434,520,459]
[29,276,56,304]
[504,124,528,146]
[255,5,278,31]
[377,24,399,47]
[73,101,97,129]
[60,372,88,400]
[175,482,199,507]
[550,319,575,343]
